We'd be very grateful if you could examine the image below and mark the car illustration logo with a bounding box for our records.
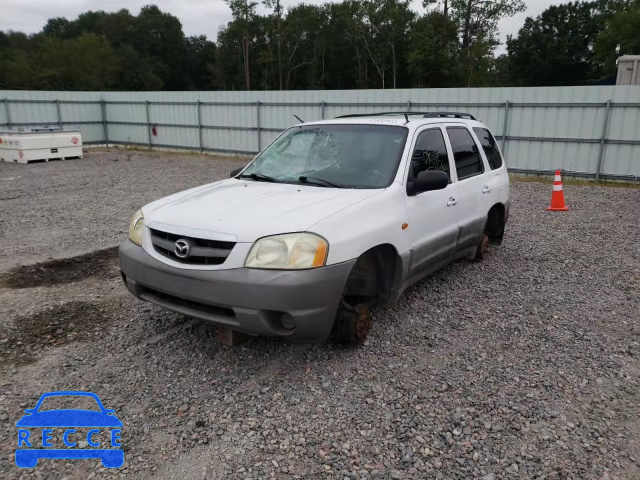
[15,391,124,469]
[174,239,191,258]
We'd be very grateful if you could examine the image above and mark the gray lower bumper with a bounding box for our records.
[119,240,355,343]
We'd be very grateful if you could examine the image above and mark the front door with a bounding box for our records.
[405,126,459,280]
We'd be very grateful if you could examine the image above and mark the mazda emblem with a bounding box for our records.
[174,239,191,259]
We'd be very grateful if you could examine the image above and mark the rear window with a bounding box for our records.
[473,127,503,170]
[446,127,484,180]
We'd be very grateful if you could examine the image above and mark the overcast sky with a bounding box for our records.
[2,0,566,54]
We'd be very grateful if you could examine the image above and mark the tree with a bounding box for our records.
[115,45,165,90]
[407,12,460,87]
[448,0,524,85]
[423,0,450,17]
[183,36,219,90]
[362,0,414,89]
[6,0,637,91]
[450,0,525,51]
[263,0,284,89]
[131,5,187,90]
[507,1,606,86]
[42,18,71,38]
[3,33,121,90]
[224,0,258,90]
[327,0,370,88]
[281,5,327,89]
[595,5,640,75]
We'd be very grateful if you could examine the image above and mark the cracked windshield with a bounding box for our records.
[241,124,408,188]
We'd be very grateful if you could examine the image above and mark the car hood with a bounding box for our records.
[144,179,383,242]
[16,410,123,427]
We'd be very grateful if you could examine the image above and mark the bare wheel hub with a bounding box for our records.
[354,304,371,340]
[476,234,489,260]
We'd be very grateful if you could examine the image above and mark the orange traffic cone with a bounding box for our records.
[546,170,569,211]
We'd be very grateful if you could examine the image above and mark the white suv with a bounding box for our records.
[120,112,510,345]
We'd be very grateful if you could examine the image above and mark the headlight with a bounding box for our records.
[128,209,144,246]
[245,233,328,269]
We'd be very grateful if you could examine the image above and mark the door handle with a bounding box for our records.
[482,186,491,194]
[447,198,457,207]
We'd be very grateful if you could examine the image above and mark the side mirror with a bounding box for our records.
[229,167,243,178]
[408,170,449,196]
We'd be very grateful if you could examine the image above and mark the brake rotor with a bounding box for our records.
[354,304,371,340]
[476,234,489,260]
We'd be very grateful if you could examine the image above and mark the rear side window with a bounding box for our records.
[410,128,450,180]
[446,127,484,180]
[473,127,503,169]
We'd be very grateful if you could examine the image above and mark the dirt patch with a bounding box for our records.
[0,300,117,366]
[0,246,119,289]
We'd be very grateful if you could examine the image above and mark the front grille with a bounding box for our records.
[150,228,235,265]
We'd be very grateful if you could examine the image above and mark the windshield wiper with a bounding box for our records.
[299,175,344,188]
[239,173,278,183]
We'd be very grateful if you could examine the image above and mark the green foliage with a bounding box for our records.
[407,12,460,87]
[1,5,217,91]
[505,0,639,86]
[2,33,121,90]
[506,2,605,86]
[595,4,640,74]
[0,1,632,91]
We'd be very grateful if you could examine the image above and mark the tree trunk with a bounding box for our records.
[277,0,283,90]
[391,43,396,89]
[444,0,448,17]
[462,0,473,51]
[244,36,251,90]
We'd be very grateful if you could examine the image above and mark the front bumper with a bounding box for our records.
[119,240,355,343]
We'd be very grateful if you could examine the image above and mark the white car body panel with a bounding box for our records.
[143,179,382,242]
[138,116,510,274]
[309,182,411,265]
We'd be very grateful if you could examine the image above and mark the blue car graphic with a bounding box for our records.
[15,391,124,468]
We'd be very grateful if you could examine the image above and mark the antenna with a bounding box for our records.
[293,114,304,123]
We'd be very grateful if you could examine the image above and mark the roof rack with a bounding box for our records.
[335,112,414,118]
[335,111,476,120]
[422,111,476,120]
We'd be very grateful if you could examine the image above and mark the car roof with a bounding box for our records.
[301,112,487,130]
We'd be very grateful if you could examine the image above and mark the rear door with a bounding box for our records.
[443,124,490,252]
[404,125,459,280]
[471,126,509,206]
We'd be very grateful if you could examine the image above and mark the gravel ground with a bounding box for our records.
[0,149,639,479]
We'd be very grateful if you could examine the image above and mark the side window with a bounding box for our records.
[446,127,484,180]
[473,127,503,170]
[410,128,450,181]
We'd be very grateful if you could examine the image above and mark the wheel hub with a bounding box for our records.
[354,304,371,339]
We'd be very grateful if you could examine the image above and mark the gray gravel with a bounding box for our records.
[0,148,249,270]
[0,149,639,479]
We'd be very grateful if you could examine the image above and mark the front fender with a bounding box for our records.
[309,184,410,266]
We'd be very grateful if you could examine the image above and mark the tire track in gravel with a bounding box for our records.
[0,246,119,289]
[0,299,122,367]
[1,157,639,479]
